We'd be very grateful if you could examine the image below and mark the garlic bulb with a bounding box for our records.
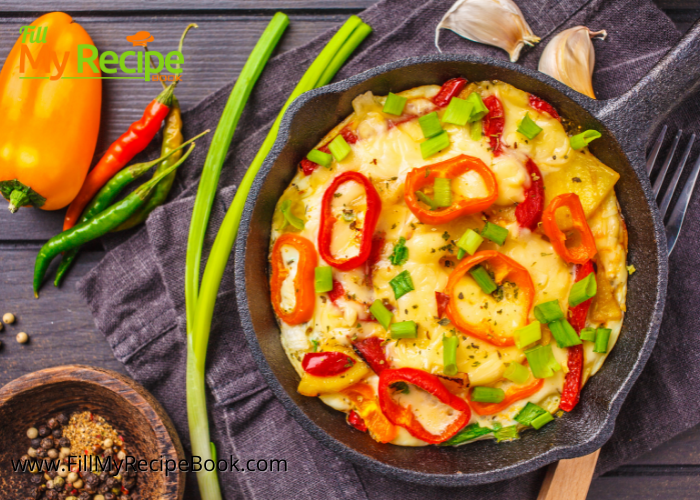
[538,26,607,99]
[435,0,540,62]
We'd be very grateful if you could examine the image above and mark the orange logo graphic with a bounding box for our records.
[126,31,154,47]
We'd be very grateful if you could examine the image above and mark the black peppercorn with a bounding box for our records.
[103,448,114,458]
[52,428,63,438]
[30,473,42,484]
[38,425,50,437]
[98,484,110,494]
[58,437,70,448]
[78,493,91,500]
[118,495,130,500]
[99,471,109,483]
[56,413,69,426]
[36,447,47,459]
[47,417,59,430]
[30,438,42,449]
[41,437,54,450]
[45,491,58,500]
[123,477,136,490]
[48,470,58,479]
[104,493,116,500]
[105,477,119,488]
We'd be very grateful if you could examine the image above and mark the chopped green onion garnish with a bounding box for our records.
[328,134,352,162]
[469,265,497,294]
[570,130,602,150]
[580,327,597,342]
[314,266,333,293]
[470,120,482,141]
[503,362,530,385]
[441,423,492,446]
[525,344,561,379]
[307,148,332,167]
[391,320,417,339]
[389,236,409,265]
[531,411,554,430]
[517,112,543,140]
[369,299,393,330]
[433,177,452,208]
[466,92,489,122]
[416,191,437,210]
[533,300,565,324]
[421,130,450,159]
[549,319,582,348]
[311,339,319,352]
[443,335,459,376]
[494,425,519,443]
[419,111,443,138]
[481,221,508,245]
[280,199,305,230]
[569,272,597,307]
[442,97,472,126]
[514,321,542,349]
[383,92,407,116]
[594,327,611,353]
[471,386,505,403]
[389,270,415,299]
[456,229,484,257]
[514,402,548,426]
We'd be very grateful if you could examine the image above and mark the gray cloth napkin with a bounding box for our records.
[77,0,700,498]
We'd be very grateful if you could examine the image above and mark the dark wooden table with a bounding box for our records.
[1,1,699,498]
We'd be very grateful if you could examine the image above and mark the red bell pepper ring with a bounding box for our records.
[542,193,598,264]
[404,154,498,225]
[433,77,468,108]
[302,351,355,377]
[347,410,368,432]
[435,291,450,319]
[300,144,331,176]
[270,233,317,325]
[328,279,345,304]
[483,95,505,156]
[364,233,385,285]
[568,260,595,333]
[470,377,544,416]
[319,171,382,271]
[378,368,471,444]
[528,94,560,120]
[515,158,545,230]
[340,126,358,144]
[352,336,389,374]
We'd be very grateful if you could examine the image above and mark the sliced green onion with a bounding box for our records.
[533,300,565,324]
[514,321,542,349]
[531,411,554,430]
[389,270,414,299]
[471,386,505,403]
[315,266,333,293]
[525,344,561,379]
[570,130,602,150]
[470,120,482,141]
[514,402,548,426]
[517,112,543,140]
[389,236,409,265]
[469,265,497,294]
[433,177,452,208]
[456,229,483,257]
[494,425,519,443]
[466,92,489,122]
[420,130,450,159]
[549,319,583,348]
[311,339,319,352]
[416,191,437,210]
[307,148,332,167]
[328,134,352,162]
[580,327,597,342]
[569,272,597,307]
[441,423,492,446]
[391,320,417,339]
[442,97,472,126]
[383,92,407,116]
[442,335,459,376]
[503,362,530,385]
[481,221,508,245]
[419,111,443,139]
[594,327,611,353]
[370,299,393,330]
[279,199,305,230]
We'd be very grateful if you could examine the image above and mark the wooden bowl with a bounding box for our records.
[0,365,185,499]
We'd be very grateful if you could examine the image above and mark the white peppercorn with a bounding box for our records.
[73,479,84,489]
[103,438,114,449]
[48,448,58,459]
[58,463,69,477]
[27,447,37,458]
[27,427,38,439]
[16,331,28,344]
[67,471,78,484]
[3,312,15,324]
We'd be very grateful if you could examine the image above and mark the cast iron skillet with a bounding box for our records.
[235,21,700,486]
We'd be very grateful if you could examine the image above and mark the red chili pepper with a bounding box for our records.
[300,144,330,176]
[341,126,358,144]
[515,158,545,230]
[483,95,505,156]
[542,193,598,264]
[347,410,368,432]
[365,233,385,285]
[270,233,318,325]
[433,77,468,108]
[63,84,175,230]
[319,171,382,271]
[353,336,388,374]
[328,279,345,304]
[528,94,560,120]
[378,368,471,444]
[568,260,595,333]
[121,486,129,495]
[302,351,355,377]
[435,291,450,319]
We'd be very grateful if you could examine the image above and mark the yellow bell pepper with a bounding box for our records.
[297,348,370,397]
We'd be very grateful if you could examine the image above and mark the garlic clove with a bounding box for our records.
[436,0,540,62]
[538,26,607,99]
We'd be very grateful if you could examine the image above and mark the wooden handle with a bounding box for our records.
[537,449,601,500]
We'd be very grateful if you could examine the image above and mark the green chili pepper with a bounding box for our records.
[36,144,196,297]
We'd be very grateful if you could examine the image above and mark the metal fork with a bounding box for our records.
[646,125,700,255]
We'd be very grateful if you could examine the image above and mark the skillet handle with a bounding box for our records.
[596,19,700,152]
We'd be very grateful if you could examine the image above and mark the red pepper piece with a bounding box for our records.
[341,127,358,144]
[378,368,471,444]
[328,279,345,304]
[302,351,355,377]
[528,94,560,120]
[353,337,389,374]
[568,260,595,333]
[483,95,505,156]
[270,233,318,325]
[542,193,598,264]
[433,77,468,108]
[365,234,385,285]
[435,291,450,319]
[319,171,382,271]
[300,144,331,176]
[347,410,368,432]
[515,158,545,230]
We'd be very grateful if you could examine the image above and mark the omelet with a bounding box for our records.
[269,79,628,447]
